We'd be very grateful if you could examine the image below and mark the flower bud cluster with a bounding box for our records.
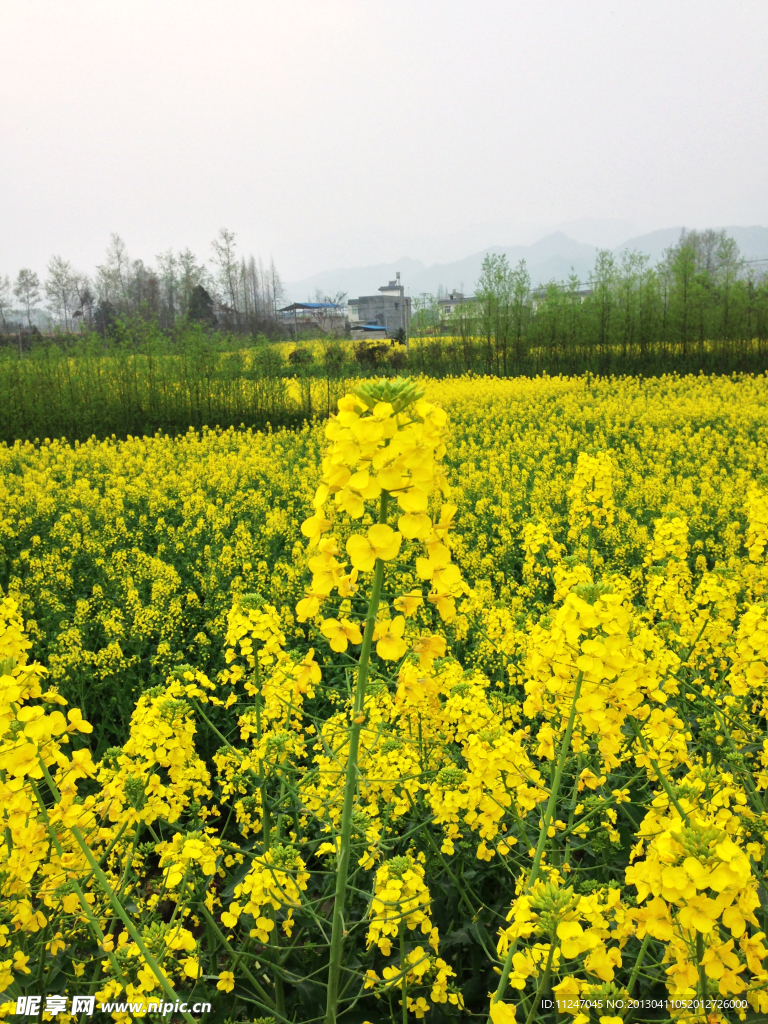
[497,879,628,991]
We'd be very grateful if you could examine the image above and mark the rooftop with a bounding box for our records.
[278,302,343,312]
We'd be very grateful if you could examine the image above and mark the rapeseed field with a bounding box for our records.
[1,374,767,1024]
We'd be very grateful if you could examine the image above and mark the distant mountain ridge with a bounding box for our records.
[612,226,768,265]
[284,226,768,303]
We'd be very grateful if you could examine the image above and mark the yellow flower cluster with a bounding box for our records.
[222,845,309,941]
[567,451,616,544]
[364,854,464,1019]
[498,878,629,987]
[367,855,438,956]
[0,597,95,927]
[627,818,762,1002]
[746,482,768,559]
[214,600,318,838]
[297,381,464,627]
[0,599,222,1015]
[95,685,212,828]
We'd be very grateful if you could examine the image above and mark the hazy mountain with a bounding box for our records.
[284,234,599,302]
[407,234,600,295]
[284,257,427,305]
[551,217,640,249]
[614,226,768,265]
[284,226,768,303]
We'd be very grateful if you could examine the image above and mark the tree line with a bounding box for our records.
[2,227,767,381]
[411,229,768,375]
[0,228,285,346]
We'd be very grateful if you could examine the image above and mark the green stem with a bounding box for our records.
[99,822,144,965]
[488,670,584,1019]
[274,768,287,843]
[80,820,130,890]
[622,931,651,1023]
[197,903,278,1012]
[628,718,689,822]
[29,780,129,998]
[38,759,196,1024]
[561,756,582,870]
[626,932,650,998]
[269,908,286,1015]
[325,490,389,1024]
[116,821,142,898]
[696,931,708,1014]
[254,655,272,849]
[400,926,408,1024]
[528,672,584,891]
[524,939,556,1024]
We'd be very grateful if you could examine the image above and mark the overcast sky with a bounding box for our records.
[2,0,766,282]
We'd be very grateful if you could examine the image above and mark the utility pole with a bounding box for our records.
[405,286,410,355]
[396,272,410,355]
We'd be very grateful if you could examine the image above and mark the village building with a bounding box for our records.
[347,273,411,339]
[277,302,346,336]
[437,290,474,318]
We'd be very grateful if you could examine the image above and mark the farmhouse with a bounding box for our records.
[347,273,412,339]
[278,301,346,336]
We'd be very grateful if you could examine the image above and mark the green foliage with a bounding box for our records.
[0,327,336,443]
[437,235,768,377]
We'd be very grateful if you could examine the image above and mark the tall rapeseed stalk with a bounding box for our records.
[295,377,464,1023]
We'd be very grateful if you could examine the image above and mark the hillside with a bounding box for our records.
[285,225,768,301]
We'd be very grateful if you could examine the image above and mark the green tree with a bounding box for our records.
[187,285,216,325]
[585,250,616,362]
[211,228,241,328]
[412,293,440,341]
[13,268,41,329]
[664,238,700,356]
[476,252,514,374]
[713,233,744,341]
[95,233,133,314]
[0,275,12,334]
[614,250,649,359]
[45,256,78,333]
[510,260,531,367]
